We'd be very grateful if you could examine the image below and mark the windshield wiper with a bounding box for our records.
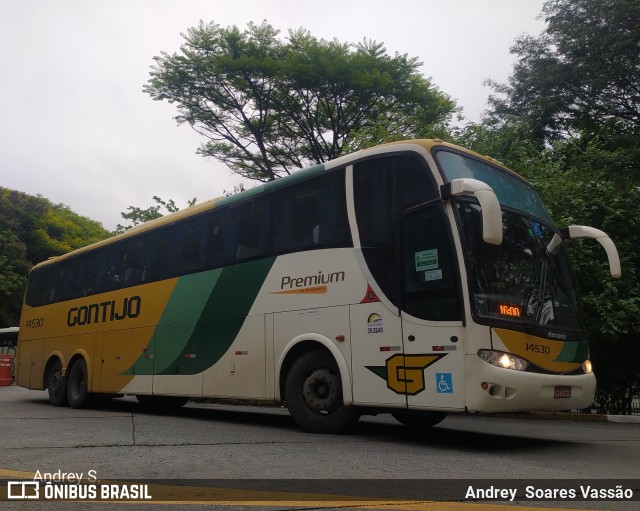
[532,257,549,326]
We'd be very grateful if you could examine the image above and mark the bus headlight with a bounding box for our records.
[582,359,593,374]
[478,350,529,371]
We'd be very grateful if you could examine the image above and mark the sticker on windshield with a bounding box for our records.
[424,269,443,281]
[530,221,542,238]
[415,249,438,271]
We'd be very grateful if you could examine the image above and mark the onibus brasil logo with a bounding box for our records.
[366,353,447,395]
[6,470,152,501]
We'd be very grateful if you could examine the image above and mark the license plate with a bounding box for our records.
[554,386,572,399]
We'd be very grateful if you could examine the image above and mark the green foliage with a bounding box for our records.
[466,0,640,414]
[541,142,640,414]
[144,21,457,181]
[0,230,28,327]
[114,196,197,234]
[487,0,640,145]
[458,127,640,415]
[0,188,110,327]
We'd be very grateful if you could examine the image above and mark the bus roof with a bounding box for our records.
[32,139,518,270]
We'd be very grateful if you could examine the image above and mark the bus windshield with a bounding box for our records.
[457,201,584,333]
[435,150,554,224]
[435,149,583,334]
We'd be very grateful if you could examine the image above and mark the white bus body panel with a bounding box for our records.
[466,354,596,412]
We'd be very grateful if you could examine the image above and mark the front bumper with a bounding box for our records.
[466,354,596,413]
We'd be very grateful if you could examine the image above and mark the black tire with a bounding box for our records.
[285,350,360,434]
[67,358,90,409]
[391,411,448,430]
[46,359,67,407]
[136,395,189,410]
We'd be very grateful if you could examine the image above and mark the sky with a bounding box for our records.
[1,0,547,231]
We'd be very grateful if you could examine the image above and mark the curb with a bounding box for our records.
[483,411,640,423]
[606,414,640,423]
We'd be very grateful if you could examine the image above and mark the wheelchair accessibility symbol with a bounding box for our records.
[436,373,453,394]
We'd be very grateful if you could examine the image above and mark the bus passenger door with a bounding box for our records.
[399,203,466,411]
[400,317,465,410]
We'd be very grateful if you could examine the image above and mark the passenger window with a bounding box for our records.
[273,170,350,254]
[354,155,437,247]
[228,195,271,263]
[353,155,438,305]
[122,238,147,287]
[90,245,123,294]
[177,217,209,274]
[400,203,460,321]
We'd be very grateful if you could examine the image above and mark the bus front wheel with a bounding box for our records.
[67,358,90,409]
[285,350,360,434]
[46,360,67,407]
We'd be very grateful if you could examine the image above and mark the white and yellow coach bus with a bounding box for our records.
[17,140,621,433]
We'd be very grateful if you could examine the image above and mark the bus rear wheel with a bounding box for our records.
[285,350,359,434]
[67,358,90,409]
[391,411,447,430]
[46,359,67,407]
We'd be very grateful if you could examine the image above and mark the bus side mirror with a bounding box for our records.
[441,178,502,245]
[560,226,622,278]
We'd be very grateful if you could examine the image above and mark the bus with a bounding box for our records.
[16,139,621,433]
[0,327,19,381]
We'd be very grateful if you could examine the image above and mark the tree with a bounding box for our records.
[457,120,640,414]
[531,141,640,414]
[487,0,640,146]
[0,188,110,327]
[144,21,457,182]
[475,0,640,413]
[0,230,28,326]
[114,196,196,234]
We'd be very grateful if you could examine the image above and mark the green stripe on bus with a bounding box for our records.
[151,269,223,374]
[554,339,589,363]
[160,256,276,375]
[123,258,276,376]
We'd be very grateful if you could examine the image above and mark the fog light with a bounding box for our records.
[582,359,593,374]
[478,350,529,371]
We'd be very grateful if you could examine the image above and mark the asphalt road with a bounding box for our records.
[0,385,638,511]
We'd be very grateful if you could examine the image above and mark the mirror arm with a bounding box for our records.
[441,179,502,245]
[561,225,622,278]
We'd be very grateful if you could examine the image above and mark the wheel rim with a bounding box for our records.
[302,368,339,415]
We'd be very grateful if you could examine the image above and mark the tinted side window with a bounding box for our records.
[24,195,274,306]
[227,195,272,263]
[149,213,212,280]
[25,267,46,306]
[121,236,150,287]
[209,208,228,268]
[400,204,460,321]
[273,170,351,254]
[354,155,437,247]
[93,244,123,293]
[353,155,437,305]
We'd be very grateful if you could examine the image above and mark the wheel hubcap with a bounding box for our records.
[302,368,338,414]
